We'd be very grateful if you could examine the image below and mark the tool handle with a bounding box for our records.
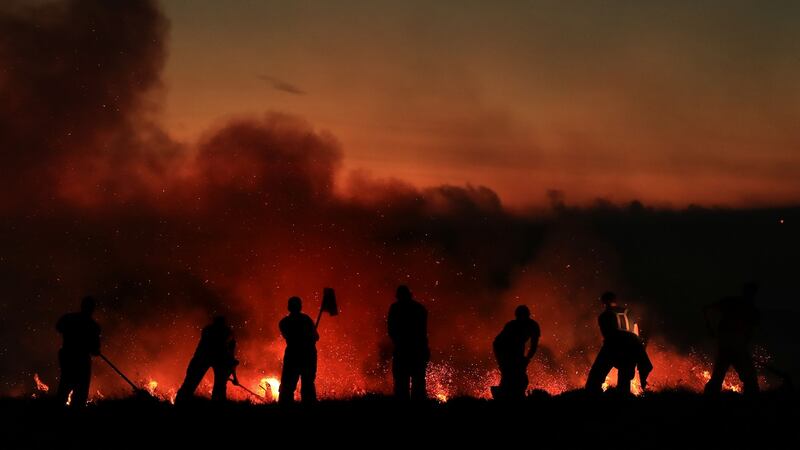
[99,353,140,391]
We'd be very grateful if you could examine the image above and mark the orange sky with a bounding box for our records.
[159,1,800,207]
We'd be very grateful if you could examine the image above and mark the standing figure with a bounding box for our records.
[176,316,238,403]
[585,291,652,394]
[388,285,430,400]
[279,296,319,404]
[704,282,760,395]
[56,296,101,407]
[492,305,540,400]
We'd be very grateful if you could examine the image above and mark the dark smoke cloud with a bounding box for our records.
[0,0,175,210]
[1,1,798,397]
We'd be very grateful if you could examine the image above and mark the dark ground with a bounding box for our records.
[2,390,797,448]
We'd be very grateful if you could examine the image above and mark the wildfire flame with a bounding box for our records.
[33,373,49,393]
[600,371,644,396]
[146,379,159,396]
[427,363,454,403]
[697,369,742,393]
[259,377,281,402]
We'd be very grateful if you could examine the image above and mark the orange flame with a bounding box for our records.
[33,373,49,393]
[259,377,281,402]
[697,369,742,392]
[146,379,159,396]
[427,363,454,403]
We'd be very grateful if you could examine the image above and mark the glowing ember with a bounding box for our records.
[146,379,159,396]
[426,363,454,403]
[65,391,73,406]
[696,369,742,393]
[33,373,49,393]
[259,377,281,402]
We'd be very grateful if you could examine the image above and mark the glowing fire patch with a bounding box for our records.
[146,379,159,396]
[426,363,454,403]
[601,371,644,396]
[697,369,742,392]
[33,373,49,393]
[259,377,281,401]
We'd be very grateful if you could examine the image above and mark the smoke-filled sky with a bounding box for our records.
[160,0,800,206]
[0,0,798,398]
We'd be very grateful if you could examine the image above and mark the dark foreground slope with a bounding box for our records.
[2,390,797,449]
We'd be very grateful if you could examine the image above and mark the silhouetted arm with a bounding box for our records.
[90,322,101,356]
[421,306,428,340]
[526,323,540,360]
[279,319,288,341]
[230,344,240,386]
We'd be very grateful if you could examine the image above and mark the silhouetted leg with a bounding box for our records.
[56,350,73,405]
[586,345,614,393]
[392,354,410,400]
[176,358,210,403]
[519,366,530,399]
[501,359,527,399]
[300,355,317,404]
[637,344,653,388]
[71,357,91,407]
[410,360,427,401]
[279,358,300,405]
[496,360,511,399]
[616,362,635,394]
[731,350,759,395]
[704,351,731,395]
[211,366,229,401]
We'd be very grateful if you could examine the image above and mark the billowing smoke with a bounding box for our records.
[2,1,797,399]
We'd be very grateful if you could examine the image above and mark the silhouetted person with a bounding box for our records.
[492,305,540,400]
[704,282,760,395]
[279,296,319,404]
[585,292,652,394]
[56,296,101,407]
[176,316,238,403]
[388,285,430,400]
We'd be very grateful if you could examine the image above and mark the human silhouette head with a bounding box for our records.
[396,285,412,302]
[288,296,302,313]
[212,315,226,327]
[515,305,531,320]
[742,282,759,302]
[600,291,617,306]
[80,296,96,315]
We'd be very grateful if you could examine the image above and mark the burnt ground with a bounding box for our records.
[1,390,797,448]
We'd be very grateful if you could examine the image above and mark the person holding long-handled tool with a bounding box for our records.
[175,316,239,403]
[278,288,338,405]
[55,296,101,407]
